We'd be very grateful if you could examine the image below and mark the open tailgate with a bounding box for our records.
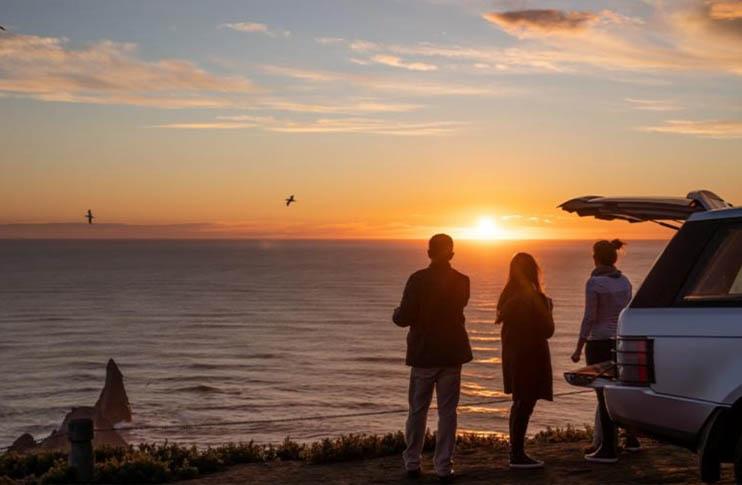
[559,190,731,228]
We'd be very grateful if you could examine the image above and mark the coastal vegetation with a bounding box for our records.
[1,426,591,483]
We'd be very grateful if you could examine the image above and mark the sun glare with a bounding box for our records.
[462,217,507,241]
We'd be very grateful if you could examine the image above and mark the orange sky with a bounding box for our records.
[1,0,740,239]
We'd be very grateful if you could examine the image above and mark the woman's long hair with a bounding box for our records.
[496,252,543,321]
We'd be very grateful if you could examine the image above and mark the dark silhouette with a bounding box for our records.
[571,239,638,463]
[393,234,472,481]
[496,252,554,469]
[285,195,296,206]
[85,209,94,224]
[0,25,6,31]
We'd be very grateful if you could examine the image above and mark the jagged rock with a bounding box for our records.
[9,359,132,452]
[7,433,35,453]
[40,406,127,451]
[94,359,132,425]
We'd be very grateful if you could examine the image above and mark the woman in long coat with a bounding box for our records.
[497,252,554,469]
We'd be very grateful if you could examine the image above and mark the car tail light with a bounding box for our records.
[615,337,654,386]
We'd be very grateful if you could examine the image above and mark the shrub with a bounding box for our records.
[0,425,594,483]
[95,453,171,484]
[214,442,265,465]
[532,424,592,443]
[38,460,75,485]
[0,451,66,480]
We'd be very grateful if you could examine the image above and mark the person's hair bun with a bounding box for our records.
[610,239,626,250]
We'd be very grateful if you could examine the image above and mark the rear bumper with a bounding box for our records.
[604,384,719,449]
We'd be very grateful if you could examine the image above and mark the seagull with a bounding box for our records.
[285,195,296,207]
[85,209,94,224]
[0,26,6,31]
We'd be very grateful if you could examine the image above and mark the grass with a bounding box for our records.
[0,426,592,484]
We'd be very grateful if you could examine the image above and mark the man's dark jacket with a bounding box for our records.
[393,261,473,368]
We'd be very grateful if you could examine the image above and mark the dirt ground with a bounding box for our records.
[179,438,737,484]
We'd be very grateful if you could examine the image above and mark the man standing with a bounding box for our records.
[393,234,473,482]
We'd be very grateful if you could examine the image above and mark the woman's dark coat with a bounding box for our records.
[498,290,555,402]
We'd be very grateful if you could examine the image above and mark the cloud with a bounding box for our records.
[349,40,380,51]
[315,37,345,45]
[684,0,742,38]
[480,3,742,75]
[640,119,742,139]
[149,122,258,129]
[153,115,465,136]
[483,9,602,36]
[220,22,290,38]
[369,54,438,71]
[260,64,507,96]
[0,32,253,108]
[625,98,684,111]
[254,99,422,114]
[708,1,742,20]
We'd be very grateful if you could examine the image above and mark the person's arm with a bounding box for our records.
[572,279,598,362]
[461,275,470,308]
[541,296,555,340]
[393,274,418,327]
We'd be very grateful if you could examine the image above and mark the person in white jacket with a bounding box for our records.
[571,239,640,463]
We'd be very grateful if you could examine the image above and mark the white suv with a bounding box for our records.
[561,190,741,483]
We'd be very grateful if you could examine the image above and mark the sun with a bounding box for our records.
[465,216,506,240]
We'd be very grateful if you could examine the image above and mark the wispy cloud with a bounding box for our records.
[255,99,422,114]
[476,2,742,75]
[152,115,465,136]
[150,122,258,130]
[482,10,603,37]
[625,98,684,111]
[482,9,641,38]
[708,1,742,21]
[0,32,253,108]
[220,21,290,38]
[369,54,438,71]
[315,36,345,45]
[260,64,508,96]
[640,119,742,139]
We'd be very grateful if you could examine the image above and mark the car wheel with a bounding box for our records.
[735,430,742,484]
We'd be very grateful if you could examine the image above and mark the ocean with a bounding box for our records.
[0,239,665,448]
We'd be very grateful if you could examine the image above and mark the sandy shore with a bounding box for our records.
[176,438,736,484]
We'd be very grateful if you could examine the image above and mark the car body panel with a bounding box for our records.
[690,207,742,222]
[603,385,718,447]
[618,308,742,339]
[618,308,742,405]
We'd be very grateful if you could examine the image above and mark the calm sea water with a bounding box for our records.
[0,239,665,448]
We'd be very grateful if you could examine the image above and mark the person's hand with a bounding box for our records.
[571,350,581,363]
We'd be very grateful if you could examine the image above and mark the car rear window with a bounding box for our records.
[681,226,742,304]
[632,217,742,308]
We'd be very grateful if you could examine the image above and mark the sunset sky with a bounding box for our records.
[1,0,740,239]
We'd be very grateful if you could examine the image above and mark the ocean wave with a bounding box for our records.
[173,385,242,395]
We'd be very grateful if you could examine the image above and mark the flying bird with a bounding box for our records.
[285,195,296,207]
[0,26,6,31]
[85,209,94,224]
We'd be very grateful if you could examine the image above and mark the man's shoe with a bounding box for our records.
[437,470,455,483]
[585,447,619,464]
[406,468,421,479]
[623,436,641,452]
[509,454,544,469]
